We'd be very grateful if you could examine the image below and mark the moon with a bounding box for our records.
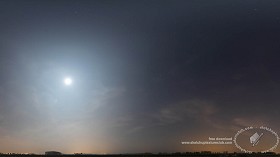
[64,77,73,86]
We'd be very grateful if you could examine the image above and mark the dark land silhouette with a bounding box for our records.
[0,152,279,157]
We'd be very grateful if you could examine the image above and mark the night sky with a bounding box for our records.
[1,0,280,154]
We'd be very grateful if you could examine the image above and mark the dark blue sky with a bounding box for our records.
[0,0,280,154]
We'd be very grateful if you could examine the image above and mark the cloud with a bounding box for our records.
[86,86,126,112]
[153,99,219,126]
[232,117,269,128]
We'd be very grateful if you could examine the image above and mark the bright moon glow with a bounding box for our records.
[64,77,73,86]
